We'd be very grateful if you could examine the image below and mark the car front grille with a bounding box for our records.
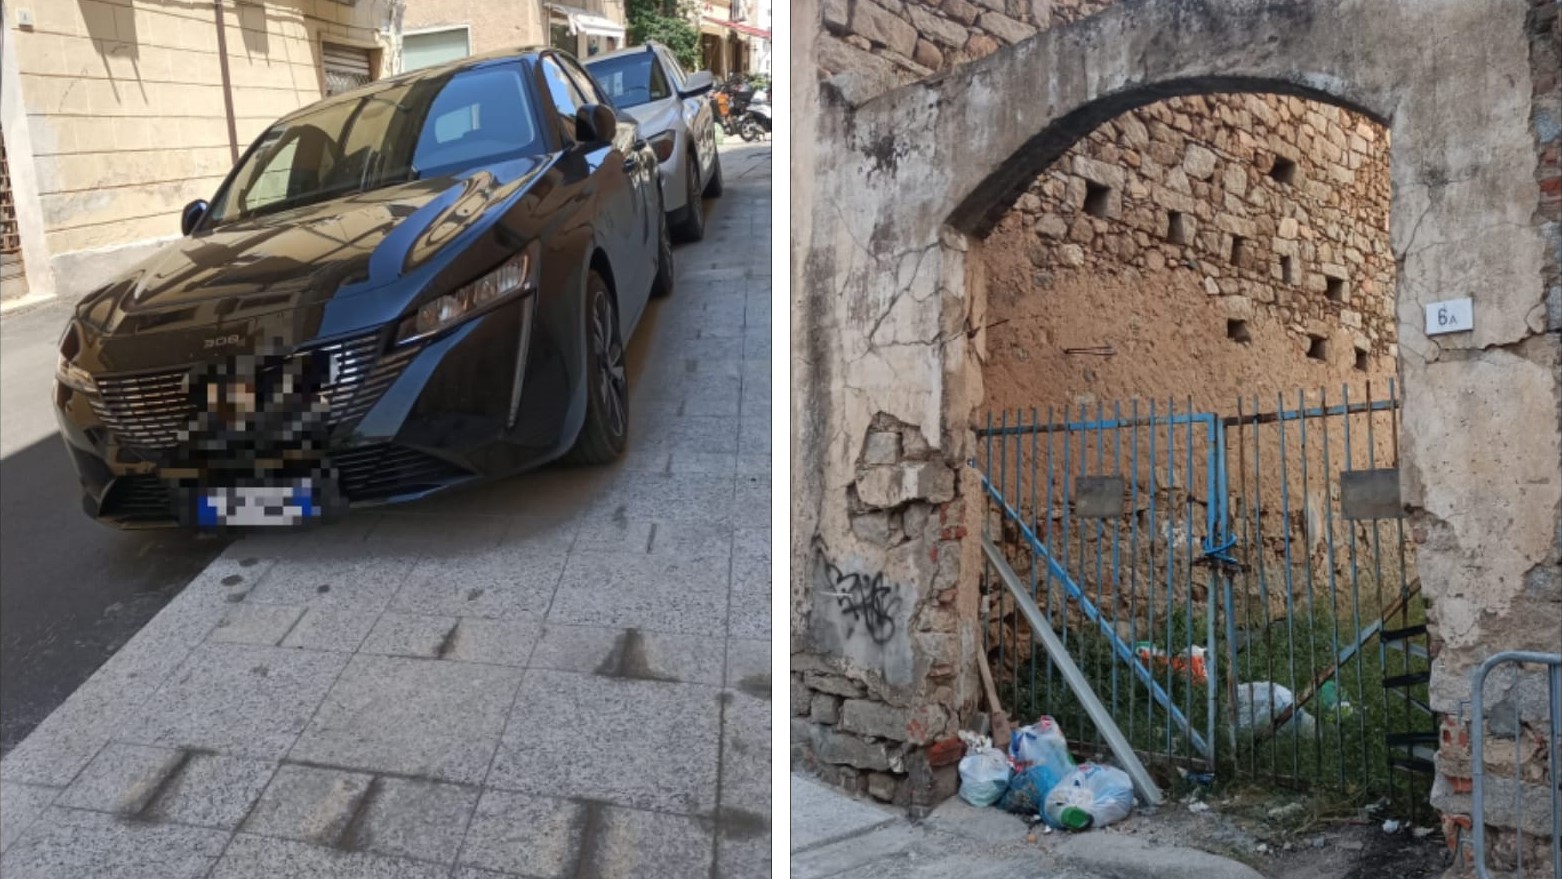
[98,474,175,523]
[88,332,419,451]
[333,444,470,501]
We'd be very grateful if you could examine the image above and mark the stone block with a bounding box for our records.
[823,0,850,31]
[913,38,944,70]
[1071,155,1126,190]
[906,5,969,47]
[457,790,582,878]
[1183,144,1217,179]
[814,728,894,771]
[811,692,843,724]
[855,461,956,508]
[979,10,1035,44]
[803,669,867,698]
[851,0,919,57]
[850,511,894,545]
[862,430,901,465]
[840,699,911,741]
[942,0,980,26]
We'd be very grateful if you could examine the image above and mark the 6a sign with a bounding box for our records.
[1425,298,1473,336]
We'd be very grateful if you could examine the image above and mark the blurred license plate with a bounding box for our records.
[199,482,319,527]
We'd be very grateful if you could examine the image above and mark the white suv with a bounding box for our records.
[586,42,722,241]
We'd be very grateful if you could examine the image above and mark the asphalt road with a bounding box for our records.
[0,299,230,755]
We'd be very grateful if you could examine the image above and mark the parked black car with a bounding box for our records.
[53,48,673,528]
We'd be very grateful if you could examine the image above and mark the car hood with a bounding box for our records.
[617,99,680,136]
[79,155,550,333]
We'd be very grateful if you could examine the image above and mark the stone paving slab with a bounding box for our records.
[0,143,773,878]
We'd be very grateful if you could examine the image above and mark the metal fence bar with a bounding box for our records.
[977,472,1212,757]
[982,533,1164,807]
[1470,651,1562,879]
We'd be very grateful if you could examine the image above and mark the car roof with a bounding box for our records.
[583,42,661,65]
[274,46,558,126]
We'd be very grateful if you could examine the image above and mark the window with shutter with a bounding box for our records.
[322,43,374,97]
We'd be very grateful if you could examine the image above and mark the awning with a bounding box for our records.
[547,4,626,39]
[701,15,771,40]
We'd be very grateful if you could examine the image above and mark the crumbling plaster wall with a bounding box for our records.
[792,0,1562,818]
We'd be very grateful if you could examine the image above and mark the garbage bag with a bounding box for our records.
[997,760,1070,815]
[1234,682,1316,735]
[1042,763,1135,830]
[957,743,1013,808]
[1008,716,1073,771]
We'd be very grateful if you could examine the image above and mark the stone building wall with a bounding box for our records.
[982,92,1396,421]
[793,0,1561,851]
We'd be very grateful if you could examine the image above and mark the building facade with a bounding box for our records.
[400,1,627,73]
[0,0,400,305]
[699,0,771,78]
[0,0,632,307]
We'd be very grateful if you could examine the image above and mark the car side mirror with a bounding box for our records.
[575,104,619,144]
[681,70,715,96]
[181,199,209,236]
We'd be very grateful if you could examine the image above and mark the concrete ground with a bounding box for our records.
[790,773,1265,879]
[0,298,231,755]
[0,142,772,878]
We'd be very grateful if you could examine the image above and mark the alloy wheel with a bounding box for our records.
[590,290,627,439]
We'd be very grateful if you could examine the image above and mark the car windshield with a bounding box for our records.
[208,64,543,226]
[585,52,669,109]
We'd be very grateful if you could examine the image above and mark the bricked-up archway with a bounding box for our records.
[791,0,1561,840]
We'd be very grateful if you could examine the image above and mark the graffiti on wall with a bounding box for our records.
[822,560,902,646]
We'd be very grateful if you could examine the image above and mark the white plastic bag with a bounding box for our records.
[1043,763,1134,830]
[958,744,1012,807]
[1234,682,1316,736]
[1008,716,1072,771]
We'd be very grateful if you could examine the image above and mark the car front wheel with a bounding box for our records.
[563,271,628,464]
[672,155,705,242]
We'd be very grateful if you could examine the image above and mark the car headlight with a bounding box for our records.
[648,130,677,163]
[395,243,540,345]
[56,322,97,393]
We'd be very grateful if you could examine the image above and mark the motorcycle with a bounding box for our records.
[738,98,771,142]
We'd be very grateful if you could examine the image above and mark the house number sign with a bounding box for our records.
[1425,298,1473,336]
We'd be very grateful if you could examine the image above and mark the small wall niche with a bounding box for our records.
[1083,181,1113,218]
[1227,319,1253,344]
[1355,347,1370,372]
[1167,211,1189,244]
[1326,276,1347,302]
[1280,254,1298,285]
[1230,234,1247,266]
[1269,155,1298,185]
[1307,334,1329,361]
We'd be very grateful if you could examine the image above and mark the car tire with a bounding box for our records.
[650,205,675,299]
[672,155,705,242]
[563,271,628,465]
[703,149,724,198]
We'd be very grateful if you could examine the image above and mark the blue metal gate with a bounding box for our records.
[976,382,1433,808]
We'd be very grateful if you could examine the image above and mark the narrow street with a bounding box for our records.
[0,291,231,756]
[0,143,772,878]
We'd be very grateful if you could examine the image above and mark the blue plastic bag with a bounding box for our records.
[997,761,1069,815]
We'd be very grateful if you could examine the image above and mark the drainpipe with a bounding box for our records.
[212,0,239,164]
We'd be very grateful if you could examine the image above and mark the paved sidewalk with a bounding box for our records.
[0,143,772,879]
[790,773,1264,879]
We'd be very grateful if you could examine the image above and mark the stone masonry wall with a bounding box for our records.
[795,0,1561,850]
[982,92,1396,419]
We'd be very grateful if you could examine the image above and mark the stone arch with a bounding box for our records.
[794,0,1559,814]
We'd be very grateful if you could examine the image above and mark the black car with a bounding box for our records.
[53,48,674,528]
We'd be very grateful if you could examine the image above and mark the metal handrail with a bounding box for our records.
[1470,650,1562,879]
